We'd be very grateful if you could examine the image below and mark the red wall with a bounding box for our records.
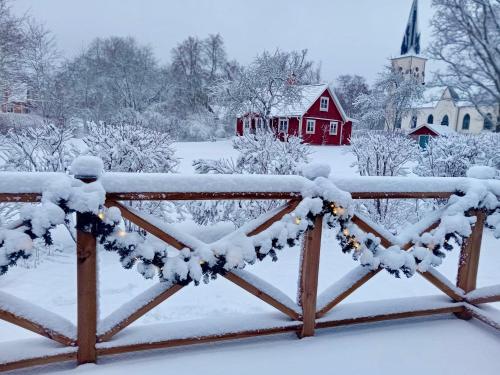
[300,89,348,145]
[408,126,438,141]
[235,88,351,146]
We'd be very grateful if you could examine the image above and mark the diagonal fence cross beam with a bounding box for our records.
[316,212,463,318]
[0,291,76,346]
[99,199,304,342]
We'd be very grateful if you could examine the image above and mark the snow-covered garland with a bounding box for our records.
[1,159,500,285]
[0,157,107,275]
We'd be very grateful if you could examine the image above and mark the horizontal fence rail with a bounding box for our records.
[0,172,499,372]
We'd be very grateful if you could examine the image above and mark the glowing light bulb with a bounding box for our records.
[117,229,127,237]
[294,216,302,225]
[337,207,345,215]
[353,242,361,250]
[97,211,105,220]
[342,228,350,236]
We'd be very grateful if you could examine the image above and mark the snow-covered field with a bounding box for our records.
[1,140,499,374]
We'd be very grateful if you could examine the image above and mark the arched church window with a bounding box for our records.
[441,115,449,126]
[411,116,417,128]
[484,113,493,130]
[427,114,434,124]
[462,114,470,130]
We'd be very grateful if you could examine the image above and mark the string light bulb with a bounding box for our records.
[117,229,127,237]
[342,228,350,236]
[336,207,345,216]
[294,216,302,225]
[97,211,105,220]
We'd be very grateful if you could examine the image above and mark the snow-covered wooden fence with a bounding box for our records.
[0,172,499,372]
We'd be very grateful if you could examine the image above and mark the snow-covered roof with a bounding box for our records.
[269,83,347,121]
[408,123,455,136]
[415,86,475,109]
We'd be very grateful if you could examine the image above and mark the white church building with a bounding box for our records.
[392,0,498,134]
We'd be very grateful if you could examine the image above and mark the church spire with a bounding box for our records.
[400,0,421,55]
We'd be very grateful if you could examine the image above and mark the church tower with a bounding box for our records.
[391,0,427,84]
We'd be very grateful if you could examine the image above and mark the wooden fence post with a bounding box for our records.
[297,214,323,338]
[455,209,486,320]
[76,176,98,364]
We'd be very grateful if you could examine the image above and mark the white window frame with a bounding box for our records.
[278,118,289,133]
[306,119,316,134]
[243,118,250,132]
[320,97,329,112]
[329,121,338,135]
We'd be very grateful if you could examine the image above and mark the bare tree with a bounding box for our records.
[334,74,370,118]
[354,66,424,130]
[429,0,500,128]
[0,1,59,117]
[58,37,168,124]
[0,0,25,91]
[217,49,320,123]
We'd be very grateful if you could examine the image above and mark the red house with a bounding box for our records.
[236,83,353,145]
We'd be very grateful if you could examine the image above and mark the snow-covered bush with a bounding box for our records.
[84,118,179,173]
[0,120,77,224]
[0,122,77,172]
[350,130,420,230]
[0,121,78,263]
[414,133,500,178]
[189,131,311,226]
[350,130,419,177]
[83,119,183,227]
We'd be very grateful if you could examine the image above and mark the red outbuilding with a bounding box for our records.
[408,123,455,148]
[236,83,353,146]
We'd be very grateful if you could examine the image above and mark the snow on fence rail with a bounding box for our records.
[0,170,499,372]
[0,172,494,200]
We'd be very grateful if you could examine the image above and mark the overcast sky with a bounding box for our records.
[13,0,435,84]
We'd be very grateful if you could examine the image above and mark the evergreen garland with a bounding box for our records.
[1,186,498,284]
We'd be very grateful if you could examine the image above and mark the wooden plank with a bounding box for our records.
[316,218,445,318]
[351,215,392,248]
[349,192,453,200]
[316,305,465,329]
[103,191,454,201]
[466,306,500,331]
[0,193,41,202]
[97,324,301,356]
[418,269,463,302]
[0,352,76,373]
[106,192,299,201]
[223,273,300,320]
[76,212,98,364]
[105,200,186,250]
[456,209,486,320]
[315,269,381,319]
[97,284,183,343]
[467,294,500,305]
[350,216,462,302]
[0,191,457,203]
[247,200,300,236]
[297,215,323,338]
[0,310,75,347]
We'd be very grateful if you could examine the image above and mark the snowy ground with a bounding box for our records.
[1,140,499,373]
